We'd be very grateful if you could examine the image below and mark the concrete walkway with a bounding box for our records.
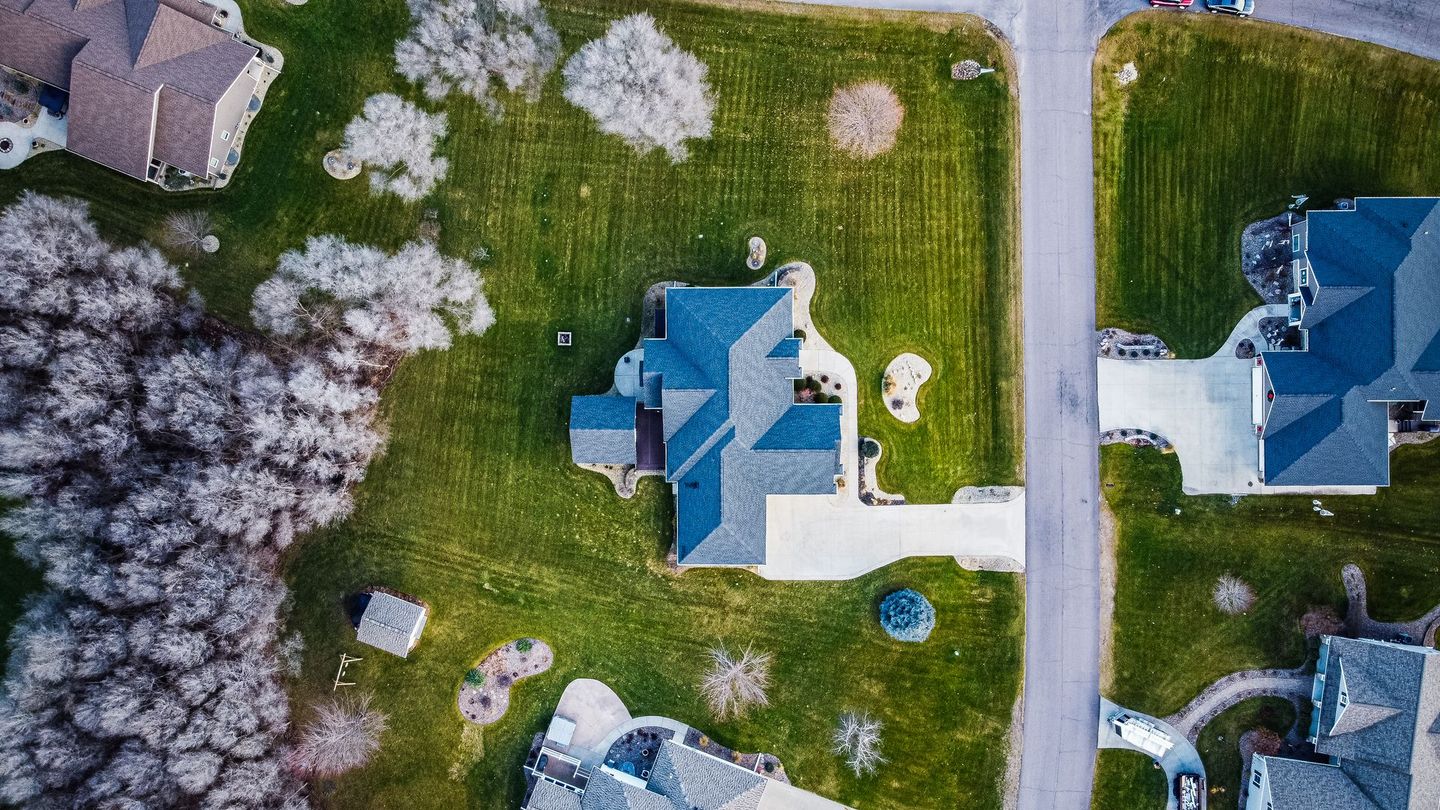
[760,491,1025,579]
[552,678,633,764]
[0,113,66,171]
[1098,697,1205,810]
[1163,667,1310,743]
[1097,306,1282,494]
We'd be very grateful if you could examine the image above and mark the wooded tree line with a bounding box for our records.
[0,193,492,807]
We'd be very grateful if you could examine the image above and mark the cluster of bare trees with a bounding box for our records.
[395,0,560,113]
[342,94,450,201]
[0,193,493,807]
[562,13,715,162]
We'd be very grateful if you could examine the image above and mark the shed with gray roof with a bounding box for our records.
[355,590,429,659]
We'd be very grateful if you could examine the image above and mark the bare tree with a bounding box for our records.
[342,93,449,201]
[562,13,715,162]
[832,711,886,776]
[162,211,214,256]
[395,0,560,113]
[827,81,905,159]
[699,645,771,719]
[291,694,388,777]
[1213,574,1256,615]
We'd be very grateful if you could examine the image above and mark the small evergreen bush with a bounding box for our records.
[879,589,935,642]
[464,668,486,687]
[515,638,534,653]
[860,439,881,459]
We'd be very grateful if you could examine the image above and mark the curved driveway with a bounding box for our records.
[778,0,1439,807]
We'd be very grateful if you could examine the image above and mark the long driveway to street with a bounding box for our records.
[781,1,1440,808]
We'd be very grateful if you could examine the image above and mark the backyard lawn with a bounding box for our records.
[0,0,1024,807]
[1094,14,1440,357]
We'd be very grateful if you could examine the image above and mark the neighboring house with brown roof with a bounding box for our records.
[0,0,276,186]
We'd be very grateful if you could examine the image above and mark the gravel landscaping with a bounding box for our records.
[457,638,553,726]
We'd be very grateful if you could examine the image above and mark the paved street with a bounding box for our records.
[773,1,1438,807]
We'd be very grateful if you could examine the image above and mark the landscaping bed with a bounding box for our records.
[458,638,553,725]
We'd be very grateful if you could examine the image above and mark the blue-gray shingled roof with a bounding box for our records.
[641,287,841,566]
[570,395,638,466]
[1261,198,1440,487]
[648,740,764,810]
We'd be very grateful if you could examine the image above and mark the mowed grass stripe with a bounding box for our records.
[1095,14,1440,357]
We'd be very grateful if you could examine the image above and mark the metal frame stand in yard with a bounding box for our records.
[332,653,362,691]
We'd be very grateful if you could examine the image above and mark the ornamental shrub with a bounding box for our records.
[860,439,881,459]
[515,638,534,653]
[879,589,935,642]
[465,668,486,687]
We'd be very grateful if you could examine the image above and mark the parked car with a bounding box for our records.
[1149,0,1195,7]
[1206,0,1256,15]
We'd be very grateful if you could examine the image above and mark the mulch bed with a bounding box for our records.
[457,638,553,726]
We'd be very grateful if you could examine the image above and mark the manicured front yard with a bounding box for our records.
[0,0,1023,807]
[1103,442,1440,718]
[1094,14,1440,357]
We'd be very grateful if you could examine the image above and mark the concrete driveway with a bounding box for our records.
[759,491,1025,580]
[1098,697,1205,810]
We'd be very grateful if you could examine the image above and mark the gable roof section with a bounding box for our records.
[1258,757,1381,810]
[580,771,674,810]
[641,286,840,566]
[569,395,638,465]
[356,591,427,659]
[647,741,764,810]
[1260,198,1440,487]
[1309,637,1440,808]
[526,780,583,810]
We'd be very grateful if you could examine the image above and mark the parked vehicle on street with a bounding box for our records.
[1175,773,1205,810]
[1206,0,1256,16]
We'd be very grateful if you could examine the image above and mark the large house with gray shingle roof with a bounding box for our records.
[1246,636,1440,809]
[570,285,841,566]
[1258,198,1440,488]
[0,0,274,185]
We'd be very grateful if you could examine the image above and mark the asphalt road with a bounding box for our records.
[775,1,1438,808]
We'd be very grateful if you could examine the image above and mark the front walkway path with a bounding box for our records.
[1098,697,1204,810]
[1162,667,1310,743]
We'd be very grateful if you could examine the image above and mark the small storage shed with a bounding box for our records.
[356,590,429,658]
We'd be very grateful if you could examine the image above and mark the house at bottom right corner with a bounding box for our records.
[1246,636,1440,809]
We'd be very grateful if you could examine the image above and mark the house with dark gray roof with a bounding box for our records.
[1246,636,1440,810]
[0,0,275,185]
[1258,198,1440,488]
[569,286,841,566]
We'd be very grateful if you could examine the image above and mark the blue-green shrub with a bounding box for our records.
[879,589,935,642]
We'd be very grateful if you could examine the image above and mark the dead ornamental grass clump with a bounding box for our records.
[1213,573,1257,615]
[827,81,905,159]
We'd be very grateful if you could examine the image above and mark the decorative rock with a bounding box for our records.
[200,235,220,254]
[323,148,361,180]
[882,352,932,423]
[746,236,767,271]
[1115,62,1138,86]
[952,60,982,81]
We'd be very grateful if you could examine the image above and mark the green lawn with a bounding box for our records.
[1090,749,1167,810]
[1094,14,1440,357]
[1103,442,1440,718]
[1196,697,1296,807]
[0,1,1025,807]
